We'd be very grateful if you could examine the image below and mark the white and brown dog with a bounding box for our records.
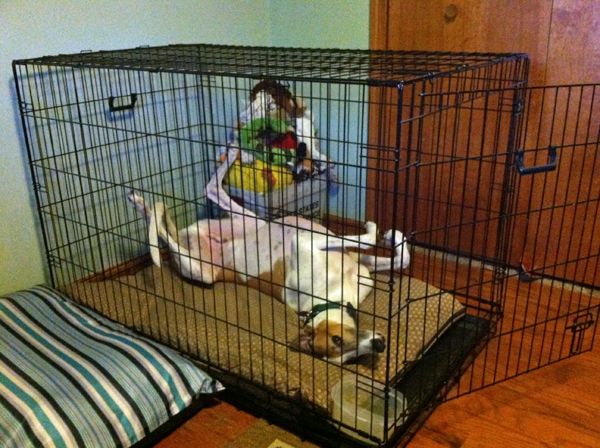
[128,148,409,364]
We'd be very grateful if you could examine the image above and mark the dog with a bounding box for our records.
[128,148,409,364]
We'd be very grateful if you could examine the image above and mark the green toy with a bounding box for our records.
[239,117,294,166]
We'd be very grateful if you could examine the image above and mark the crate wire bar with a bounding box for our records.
[13,44,600,447]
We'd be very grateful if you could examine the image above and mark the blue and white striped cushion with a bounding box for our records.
[0,285,223,448]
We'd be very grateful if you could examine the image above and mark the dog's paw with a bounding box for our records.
[383,229,405,247]
[384,229,410,269]
[365,221,377,235]
[127,190,140,206]
[127,190,148,216]
[219,146,241,166]
[238,148,254,165]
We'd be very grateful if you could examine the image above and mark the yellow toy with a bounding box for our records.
[225,158,293,193]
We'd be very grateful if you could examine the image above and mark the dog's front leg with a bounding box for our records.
[360,230,410,271]
[314,221,378,251]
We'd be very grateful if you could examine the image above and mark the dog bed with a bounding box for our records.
[64,262,464,416]
[0,286,223,448]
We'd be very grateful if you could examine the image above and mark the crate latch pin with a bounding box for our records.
[567,313,594,355]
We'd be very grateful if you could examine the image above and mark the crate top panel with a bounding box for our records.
[13,43,527,86]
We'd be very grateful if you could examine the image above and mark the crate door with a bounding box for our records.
[447,83,600,398]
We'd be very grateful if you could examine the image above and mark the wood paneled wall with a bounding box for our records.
[371,0,600,85]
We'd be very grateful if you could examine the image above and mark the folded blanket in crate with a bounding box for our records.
[0,286,223,448]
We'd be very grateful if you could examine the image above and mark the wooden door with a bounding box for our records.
[370,0,600,286]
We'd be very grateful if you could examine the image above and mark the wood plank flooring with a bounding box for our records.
[156,346,600,447]
[156,400,258,447]
[414,349,600,447]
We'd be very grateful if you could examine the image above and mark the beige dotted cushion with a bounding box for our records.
[65,263,464,411]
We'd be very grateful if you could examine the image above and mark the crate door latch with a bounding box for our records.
[516,146,558,175]
[566,312,594,355]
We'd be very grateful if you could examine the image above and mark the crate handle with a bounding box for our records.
[516,146,557,175]
[108,94,137,112]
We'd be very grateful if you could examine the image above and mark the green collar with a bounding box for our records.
[301,302,342,327]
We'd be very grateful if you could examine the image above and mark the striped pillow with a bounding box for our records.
[0,286,223,448]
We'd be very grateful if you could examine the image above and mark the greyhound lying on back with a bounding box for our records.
[128,148,409,364]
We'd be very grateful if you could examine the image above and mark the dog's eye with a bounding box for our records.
[332,335,343,346]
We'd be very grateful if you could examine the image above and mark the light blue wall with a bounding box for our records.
[271,0,371,219]
[270,0,369,49]
[1,0,370,294]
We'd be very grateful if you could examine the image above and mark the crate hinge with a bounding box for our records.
[47,254,61,268]
[32,181,47,193]
[19,101,34,113]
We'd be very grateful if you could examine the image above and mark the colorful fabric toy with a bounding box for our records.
[239,118,296,166]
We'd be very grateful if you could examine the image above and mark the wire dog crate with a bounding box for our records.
[13,44,600,446]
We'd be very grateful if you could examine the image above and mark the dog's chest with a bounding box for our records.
[220,223,374,310]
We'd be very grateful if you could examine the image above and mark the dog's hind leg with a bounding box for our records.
[359,230,410,272]
[128,191,214,283]
[128,190,178,239]
[149,202,214,282]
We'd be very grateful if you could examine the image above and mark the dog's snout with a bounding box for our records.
[372,337,386,353]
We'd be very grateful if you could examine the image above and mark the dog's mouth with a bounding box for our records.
[298,330,314,353]
[329,339,387,365]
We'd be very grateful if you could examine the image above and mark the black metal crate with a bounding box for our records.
[13,44,600,446]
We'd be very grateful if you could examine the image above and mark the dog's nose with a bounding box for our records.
[372,337,386,353]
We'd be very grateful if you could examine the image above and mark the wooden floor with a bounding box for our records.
[156,346,600,447]
[413,349,600,447]
[156,399,259,447]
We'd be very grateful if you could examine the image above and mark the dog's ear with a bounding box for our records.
[346,302,358,321]
[289,326,313,353]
